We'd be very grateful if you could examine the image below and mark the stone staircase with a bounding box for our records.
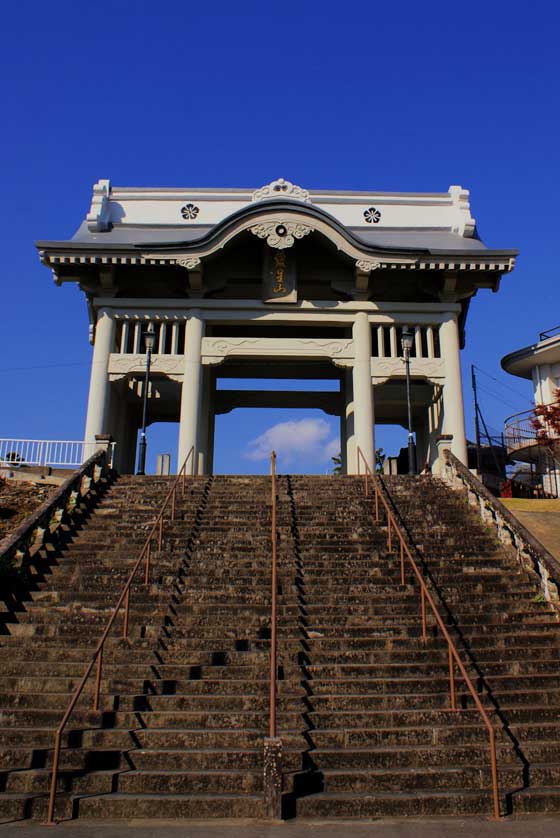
[0,472,559,821]
[281,475,560,817]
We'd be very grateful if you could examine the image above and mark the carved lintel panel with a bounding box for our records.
[250,221,312,250]
[252,178,311,203]
[201,356,226,367]
[371,357,445,383]
[108,353,185,378]
[201,337,354,361]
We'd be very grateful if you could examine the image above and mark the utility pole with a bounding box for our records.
[472,364,504,481]
[471,365,483,475]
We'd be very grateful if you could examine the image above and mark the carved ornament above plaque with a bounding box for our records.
[252,178,311,203]
[250,221,312,250]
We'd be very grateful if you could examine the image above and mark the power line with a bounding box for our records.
[473,365,533,405]
[477,384,523,411]
[476,384,527,413]
[0,361,91,374]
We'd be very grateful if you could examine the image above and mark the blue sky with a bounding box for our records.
[1,1,558,473]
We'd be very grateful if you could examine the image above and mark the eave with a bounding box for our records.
[502,336,560,379]
[36,199,518,278]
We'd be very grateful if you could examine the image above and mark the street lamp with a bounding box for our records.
[136,322,157,475]
[401,326,417,475]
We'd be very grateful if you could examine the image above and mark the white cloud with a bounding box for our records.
[324,437,340,461]
[244,417,339,465]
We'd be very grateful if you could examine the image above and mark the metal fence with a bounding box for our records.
[0,439,112,469]
[504,407,560,498]
[504,408,540,455]
[539,324,560,341]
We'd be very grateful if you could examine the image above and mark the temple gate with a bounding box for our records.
[37,178,516,474]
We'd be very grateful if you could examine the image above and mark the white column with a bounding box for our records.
[377,325,385,357]
[540,364,553,402]
[344,369,356,474]
[84,309,116,444]
[133,322,141,353]
[426,326,435,359]
[171,322,180,354]
[207,378,216,476]
[197,368,211,475]
[178,311,204,472]
[389,326,397,357]
[414,326,422,358]
[351,312,375,473]
[427,392,444,468]
[414,411,430,470]
[119,321,129,354]
[440,314,468,464]
[340,377,348,475]
[158,322,167,354]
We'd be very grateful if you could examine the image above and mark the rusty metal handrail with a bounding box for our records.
[45,446,195,825]
[269,451,278,739]
[356,447,501,819]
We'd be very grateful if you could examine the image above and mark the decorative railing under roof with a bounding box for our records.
[112,317,443,360]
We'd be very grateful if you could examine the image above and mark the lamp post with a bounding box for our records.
[136,322,157,475]
[401,326,417,475]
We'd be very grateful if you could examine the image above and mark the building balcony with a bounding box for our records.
[504,405,560,462]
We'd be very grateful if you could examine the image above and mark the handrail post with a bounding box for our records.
[489,729,500,819]
[144,542,151,585]
[448,645,457,710]
[46,730,62,825]
[269,451,277,739]
[400,538,405,586]
[264,450,282,820]
[93,647,103,712]
[421,587,427,643]
[123,588,130,639]
[358,446,368,496]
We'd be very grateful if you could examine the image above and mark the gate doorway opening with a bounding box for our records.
[213,376,341,475]
[139,422,180,475]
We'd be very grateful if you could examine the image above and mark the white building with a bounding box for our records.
[36,178,517,475]
[502,327,560,496]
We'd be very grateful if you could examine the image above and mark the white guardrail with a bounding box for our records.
[0,439,115,470]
